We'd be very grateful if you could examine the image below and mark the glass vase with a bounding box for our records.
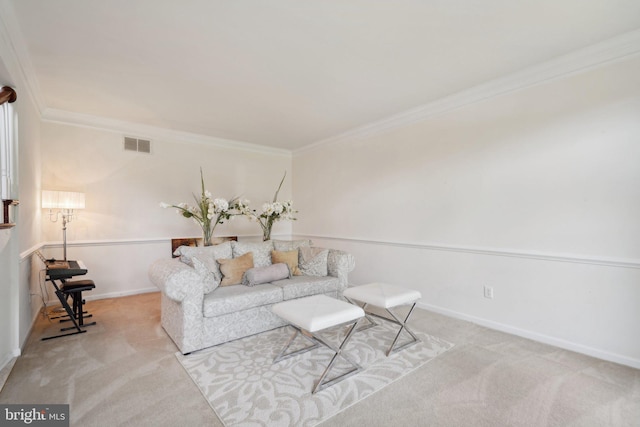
[202,223,213,246]
[262,218,274,241]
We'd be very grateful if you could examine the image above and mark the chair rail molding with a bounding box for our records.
[34,233,270,253]
[296,234,640,270]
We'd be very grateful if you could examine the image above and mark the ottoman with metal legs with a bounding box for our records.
[343,283,421,356]
[272,294,365,394]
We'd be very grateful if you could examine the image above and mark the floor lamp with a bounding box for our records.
[42,190,85,260]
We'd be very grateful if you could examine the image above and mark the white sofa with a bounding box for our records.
[148,239,355,354]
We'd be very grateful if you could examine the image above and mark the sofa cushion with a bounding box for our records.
[218,252,254,286]
[174,240,233,264]
[242,263,290,286]
[203,283,283,317]
[272,249,301,276]
[298,247,329,277]
[271,275,339,300]
[272,239,312,251]
[232,241,274,267]
[191,256,219,293]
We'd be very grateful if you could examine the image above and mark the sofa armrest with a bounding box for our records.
[326,248,355,292]
[148,258,205,302]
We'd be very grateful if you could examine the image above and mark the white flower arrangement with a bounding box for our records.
[160,169,239,246]
[238,172,297,240]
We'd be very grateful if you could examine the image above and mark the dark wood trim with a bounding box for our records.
[171,236,237,257]
[0,86,17,105]
[3,199,19,225]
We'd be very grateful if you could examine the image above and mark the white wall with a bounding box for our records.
[293,55,640,368]
[0,228,17,370]
[39,122,293,299]
[0,44,17,374]
[16,92,42,348]
[1,23,43,368]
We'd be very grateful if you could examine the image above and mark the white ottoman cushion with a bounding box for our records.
[273,295,364,332]
[343,283,421,309]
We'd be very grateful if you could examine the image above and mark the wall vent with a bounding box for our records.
[124,136,152,153]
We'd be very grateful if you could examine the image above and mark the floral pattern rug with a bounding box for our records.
[176,320,454,426]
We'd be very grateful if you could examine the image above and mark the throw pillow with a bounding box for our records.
[298,247,329,277]
[242,263,290,286]
[191,256,219,294]
[231,241,274,268]
[272,239,313,252]
[217,252,254,286]
[271,249,301,276]
[173,242,233,267]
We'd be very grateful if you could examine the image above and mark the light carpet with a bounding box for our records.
[176,321,454,426]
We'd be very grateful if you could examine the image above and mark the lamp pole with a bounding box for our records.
[62,211,69,260]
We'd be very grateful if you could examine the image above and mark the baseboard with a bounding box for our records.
[85,286,159,301]
[0,348,20,390]
[418,301,640,370]
[22,302,44,350]
[0,351,16,373]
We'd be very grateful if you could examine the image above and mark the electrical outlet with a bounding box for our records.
[483,285,494,299]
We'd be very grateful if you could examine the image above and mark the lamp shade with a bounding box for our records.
[42,190,85,210]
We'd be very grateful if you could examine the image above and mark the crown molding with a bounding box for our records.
[0,0,289,158]
[0,0,46,112]
[295,29,640,156]
[41,107,292,157]
[3,0,639,157]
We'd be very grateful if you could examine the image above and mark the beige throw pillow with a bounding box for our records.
[217,252,254,286]
[272,249,301,276]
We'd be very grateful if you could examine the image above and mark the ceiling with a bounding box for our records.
[6,0,640,151]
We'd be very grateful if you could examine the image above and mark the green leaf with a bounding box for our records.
[272,171,286,203]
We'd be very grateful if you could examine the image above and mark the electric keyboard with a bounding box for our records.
[46,259,88,280]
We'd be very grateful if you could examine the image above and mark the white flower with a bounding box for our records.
[236,199,250,212]
[161,169,241,243]
[213,198,229,213]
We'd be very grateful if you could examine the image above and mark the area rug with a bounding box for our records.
[176,321,453,426]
